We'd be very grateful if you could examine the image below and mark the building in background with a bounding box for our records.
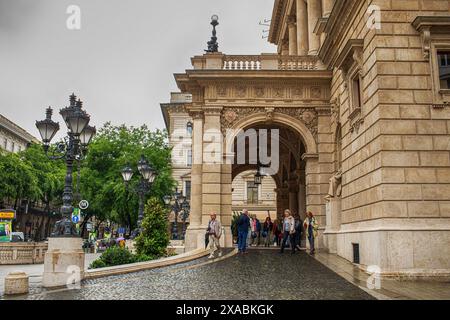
[161,93,278,236]
[160,0,450,276]
[0,114,58,241]
[0,114,39,153]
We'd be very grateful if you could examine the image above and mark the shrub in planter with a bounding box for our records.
[89,247,136,269]
[135,197,169,258]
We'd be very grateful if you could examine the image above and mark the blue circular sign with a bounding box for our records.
[72,215,80,223]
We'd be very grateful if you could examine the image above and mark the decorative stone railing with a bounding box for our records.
[278,56,321,70]
[223,55,262,70]
[191,53,324,71]
[0,242,48,265]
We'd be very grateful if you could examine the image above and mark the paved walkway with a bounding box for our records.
[0,254,100,296]
[5,250,375,300]
[312,251,450,300]
[3,249,449,300]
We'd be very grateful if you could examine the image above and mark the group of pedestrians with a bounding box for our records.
[235,209,319,255]
[205,209,319,259]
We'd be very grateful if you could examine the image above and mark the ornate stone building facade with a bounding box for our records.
[161,0,450,275]
[0,114,38,153]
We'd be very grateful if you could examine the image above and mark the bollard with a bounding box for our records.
[4,272,29,295]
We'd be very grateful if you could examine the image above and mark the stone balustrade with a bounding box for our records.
[0,242,48,265]
[278,56,320,70]
[191,53,324,71]
[223,55,262,70]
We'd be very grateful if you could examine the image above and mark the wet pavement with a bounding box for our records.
[8,250,375,300]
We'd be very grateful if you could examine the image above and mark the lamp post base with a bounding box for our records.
[42,237,85,288]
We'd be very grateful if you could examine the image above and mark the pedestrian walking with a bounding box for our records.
[272,219,281,246]
[280,209,296,254]
[262,217,273,247]
[206,212,223,259]
[304,211,319,255]
[237,209,251,254]
[250,215,258,246]
[294,213,303,251]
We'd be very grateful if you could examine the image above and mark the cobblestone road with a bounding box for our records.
[10,250,375,300]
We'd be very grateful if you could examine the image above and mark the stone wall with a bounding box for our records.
[323,0,450,274]
[0,242,48,265]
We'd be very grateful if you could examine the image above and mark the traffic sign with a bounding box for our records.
[72,215,80,223]
[79,200,89,210]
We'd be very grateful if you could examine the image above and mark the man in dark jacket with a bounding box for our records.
[237,209,251,254]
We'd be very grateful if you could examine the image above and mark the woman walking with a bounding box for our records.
[262,217,273,247]
[304,211,319,254]
[280,209,296,254]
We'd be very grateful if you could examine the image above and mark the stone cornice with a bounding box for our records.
[319,0,362,69]
[0,114,38,144]
[268,0,287,45]
[412,15,450,60]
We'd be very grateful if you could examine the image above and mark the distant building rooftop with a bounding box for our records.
[0,113,39,145]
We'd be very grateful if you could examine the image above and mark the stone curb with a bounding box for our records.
[84,248,209,280]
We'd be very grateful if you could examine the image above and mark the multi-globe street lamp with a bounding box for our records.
[163,189,187,240]
[121,155,157,238]
[35,93,96,237]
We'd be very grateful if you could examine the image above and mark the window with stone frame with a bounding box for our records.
[412,16,450,107]
[335,39,364,132]
[348,66,363,118]
[184,180,191,199]
[246,181,259,204]
[186,149,192,167]
[437,51,450,90]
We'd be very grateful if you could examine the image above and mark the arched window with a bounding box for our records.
[186,121,193,137]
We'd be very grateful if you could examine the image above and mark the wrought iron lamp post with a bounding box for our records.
[121,155,157,239]
[180,201,190,240]
[35,93,96,237]
[163,189,186,240]
[205,15,219,53]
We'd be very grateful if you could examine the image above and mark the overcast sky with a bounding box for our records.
[0,0,276,139]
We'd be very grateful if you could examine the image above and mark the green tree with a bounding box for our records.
[0,150,41,209]
[80,123,175,232]
[20,143,65,210]
[134,197,170,258]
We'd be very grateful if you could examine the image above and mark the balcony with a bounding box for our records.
[191,53,326,71]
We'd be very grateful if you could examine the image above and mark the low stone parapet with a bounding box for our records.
[84,248,208,280]
[0,242,48,265]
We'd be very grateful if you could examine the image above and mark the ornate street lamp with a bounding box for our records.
[35,93,96,237]
[254,167,263,185]
[205,15,219,53]
[121,155,157,238]
[164,189,186,240]
[181,201,190,240]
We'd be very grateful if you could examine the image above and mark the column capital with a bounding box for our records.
[203,106,223,115]
[301,153,319,161]
[188,110,204,120]
[287,15,297,26]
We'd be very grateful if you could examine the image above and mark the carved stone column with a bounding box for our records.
[307,0,322,55]
[281,39,289,56]
[288,16,298,56]
[184,109,204,252]
[322,0,334,18]
[296,0,309,55]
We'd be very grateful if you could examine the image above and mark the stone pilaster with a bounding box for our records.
[296,0,309,56]
[184,109,204,252]
[307,0,322,55]
[321,0,334,18]
[288,16,298,56]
